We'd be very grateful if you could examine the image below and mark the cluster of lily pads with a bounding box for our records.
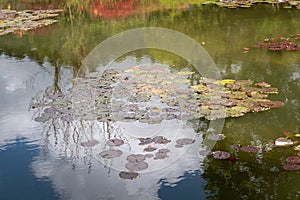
[202,0,300,9]
[0,9,63,36]
[254,35,300,51]
[32,65,283,125]
[201,130,300,171]
[88,136,195,180]
[199,133,260,160]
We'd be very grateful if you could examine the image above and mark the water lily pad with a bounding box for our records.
[240,145,259,153]
[158,149,170,153]
[176,138,195,145]
[99,150,122,158]
[138,138,153,145]
[213,151,230,159]
[145,154,154,158]
[81,139,99,147]
[125,161,148,171]
[283,163,300,171]
[119,171,139,180]
[199,149,212,156]
[274,137,293,147]
[106,138,124,146]
[297,152,300,157]
[153,136,171,144]
[207,133,226,141]
[286,156,300,164]
[175,144,184,148]
[127,154,146,162]
[255,82,271,88]
[144,146,157,152]
[154,151,169,160]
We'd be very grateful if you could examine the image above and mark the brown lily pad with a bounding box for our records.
[106,138,124,146]
[125,161,148,171]
[176,138,195,145]
[99,150,122,159]
[240,145,259,153]
[119,171,139,180]
[127,154,146,162]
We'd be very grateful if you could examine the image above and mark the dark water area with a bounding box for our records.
[0,1,300,199]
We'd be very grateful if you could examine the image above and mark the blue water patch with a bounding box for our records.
[0,137,60,200]
[158,170,209,200]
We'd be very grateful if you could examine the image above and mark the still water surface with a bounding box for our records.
[1,3,300,200]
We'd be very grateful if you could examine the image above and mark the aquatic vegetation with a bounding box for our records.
[0,9,63,36]
[202,0,300,9]
[285,156,300,164]
[240,145,259,153]
[199,149,213,156]
[106,138,124,146]
[212,151,230,159]
[99,149,123,158]
[127,154,146,162]
[119,171,139,180]
[32,66,283,125]
[283,163,300,171]
[254,35,300,51]
[125,161,148,171]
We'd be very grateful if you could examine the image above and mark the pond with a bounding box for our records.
[1,1,300,199]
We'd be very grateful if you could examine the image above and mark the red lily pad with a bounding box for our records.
[106,138,124,146]
[240,145,259,153]
[213,151,230,159]
[119,171,139,180]
[283,163,300,171]
[297,152,300,157]
[125,161,148,171]
[286,156,300,164]
[99,150,122,158]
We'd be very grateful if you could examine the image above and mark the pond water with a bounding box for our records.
[1,2,300,200]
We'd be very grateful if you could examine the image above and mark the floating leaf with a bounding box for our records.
[81,139,99,147]
[138,138,153,145]
[125,161,148,171]
[99,150,122,159]
[144,146,157,152]
[283,163,300,171]
[229,144,241,151]
[176,138,195,145]
[199,150,212,156]
[153,136,171,144]
[127,154,146,162]
[213,151,230,159]
[106,138,124,146]
[282,130,295,138]
[240,145,259,153]
[295,134,300,138]
[119,171,139,180]
[286,156,300,164]
[255,82,271,88]
[274,137,294,147]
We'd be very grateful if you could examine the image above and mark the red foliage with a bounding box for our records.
[89,0,141,19]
